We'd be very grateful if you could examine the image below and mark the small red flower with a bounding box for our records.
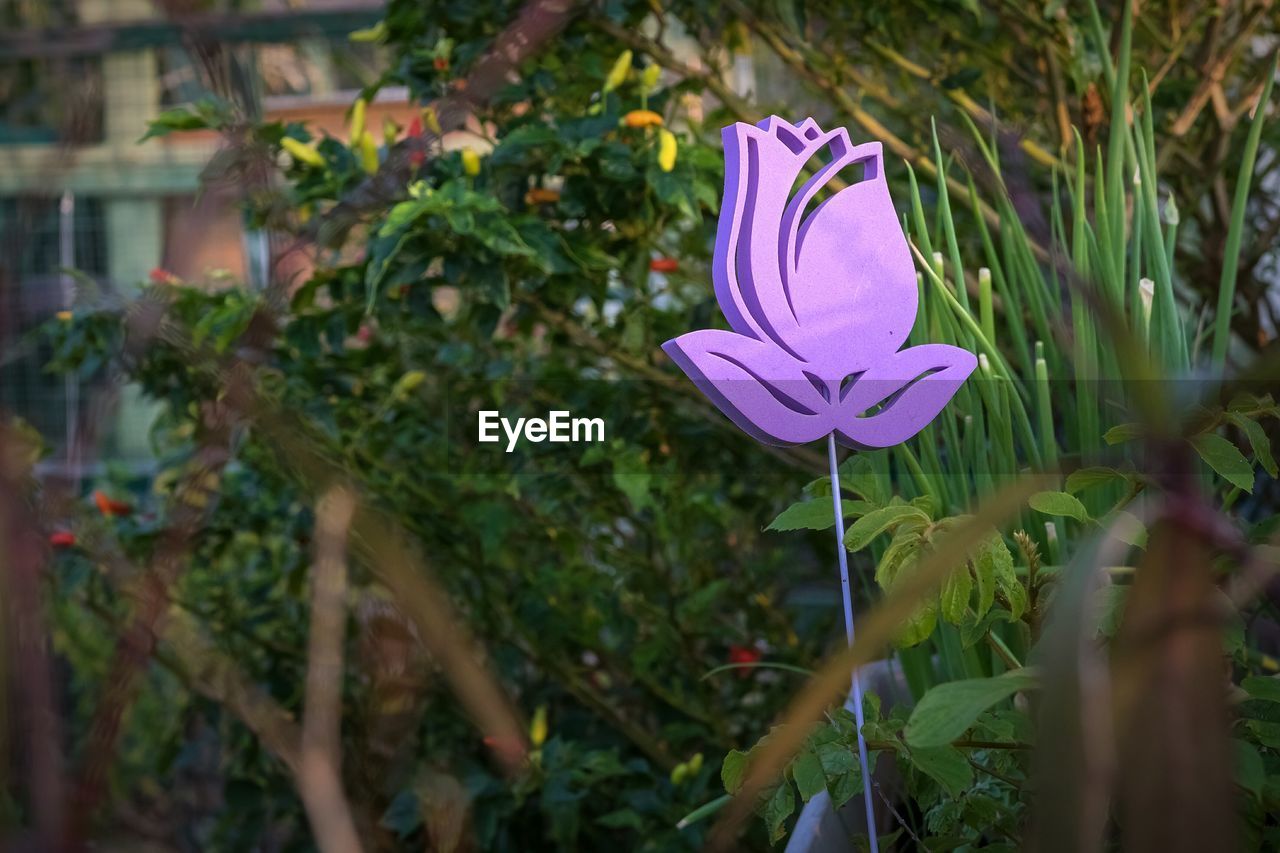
[149,268,179,285]
[649,257,679,273]
[49,531,76,549]
[433,56,449,72]
[728,643,762,678]
[94,490,132,518]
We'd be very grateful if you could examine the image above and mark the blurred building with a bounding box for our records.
[0,0,419,472]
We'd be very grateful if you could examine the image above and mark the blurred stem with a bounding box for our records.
[299,486,362,853]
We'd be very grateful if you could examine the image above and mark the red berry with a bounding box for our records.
[49,531,76,548]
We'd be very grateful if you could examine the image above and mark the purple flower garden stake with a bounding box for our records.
[663,117,976,849]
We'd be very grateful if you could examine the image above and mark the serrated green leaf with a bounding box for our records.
[905,669,1040,747]
[1029,491,1091,522]
[845,505,930,552]
[895,599,938,648]
[940,565,973,624]
[874,530,922,590]
[762,781,796,844]
[1191,433,1255,492]
[973,534,1019,618]
[790,749,826,803]
[766,499,874,532]
[838,454,890,506]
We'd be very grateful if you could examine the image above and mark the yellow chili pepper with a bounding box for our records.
[382,116,400,144]
[56,310,72,322]
[357,132,379,173]
[622,109,664,129]
[603,49,632,93]
[348,97,367,143]
[658,128,677,172]
[529,705,549,748]
[422,106,443,136]
[281,136,326,168]
[461,147,481,176]
[641,63,661,93]
[348,21,386,43]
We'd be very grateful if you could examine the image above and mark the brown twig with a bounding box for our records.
[298,486,363,853]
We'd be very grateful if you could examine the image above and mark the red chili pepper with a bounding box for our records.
[49,530,76,548]
[649,257,679,273]
[433,56,449,71]
[149,267,179,285]
[728,643,762,678]
[406,115,423,138]
[94,490,132,518]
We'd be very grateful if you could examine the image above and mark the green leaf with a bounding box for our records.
[1103,423,1144,445]
[1096,584,1128,638]
[1028,491,1091,522]
[874,528,923,590]
[790,749,826,803]
[1191,433,1255,492]
[1065,466,1128,494]
[766,499,874,532]
[939,565,973,625]
[613,472,653,511]
[1246,720,1280,749]
[905,669,1040,747]
[845,505,930,552]
[815,740,861,807]
[959,607,1016,648]
[838,454,890,506]
[721,749,748,795]
[908,745,973,796]
[1243,676,1280,703]
[1227,413,1278,479]
[895,599,938,648]
[1235,739,1265,802]
[761,781,796,844]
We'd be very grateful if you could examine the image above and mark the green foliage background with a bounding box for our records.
[22,0,1280,850]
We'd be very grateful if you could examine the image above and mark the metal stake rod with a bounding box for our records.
[827,432,878,852]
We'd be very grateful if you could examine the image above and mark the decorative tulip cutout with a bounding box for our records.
[663,117,976,850]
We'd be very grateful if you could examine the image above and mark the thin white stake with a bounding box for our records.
[827,432,879,852]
